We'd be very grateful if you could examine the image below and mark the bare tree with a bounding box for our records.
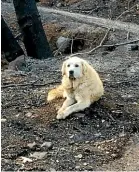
[13,0,53,59]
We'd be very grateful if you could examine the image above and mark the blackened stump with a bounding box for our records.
[1,16,24,62]
[13,0,53,59]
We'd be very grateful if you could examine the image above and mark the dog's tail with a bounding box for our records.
[47,85,64,102]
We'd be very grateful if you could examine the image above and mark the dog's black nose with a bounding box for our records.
[69,70,74,75]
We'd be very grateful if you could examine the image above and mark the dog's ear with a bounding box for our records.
[82,60,88,75]
[62,61,66,76]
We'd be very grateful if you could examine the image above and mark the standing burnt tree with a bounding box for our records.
[13,0,53,59]
[1,16,24,62]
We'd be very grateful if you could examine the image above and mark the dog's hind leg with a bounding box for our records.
[47,85,63,102]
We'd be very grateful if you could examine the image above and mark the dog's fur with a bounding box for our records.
[47,56,104,119]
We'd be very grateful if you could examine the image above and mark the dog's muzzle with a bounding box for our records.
[69,70,75,79]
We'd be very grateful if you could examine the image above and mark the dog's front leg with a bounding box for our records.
[57,97,75,118]
[57,99,91,119]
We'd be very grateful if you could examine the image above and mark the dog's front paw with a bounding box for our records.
[56,111,66,119]
[57,109,70,119]
[57,108,65,119]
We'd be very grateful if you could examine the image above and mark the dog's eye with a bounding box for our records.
[67,64,70,67]
[75,64,79,67]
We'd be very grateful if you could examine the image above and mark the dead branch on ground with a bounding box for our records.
[70,4,139,57]
[71,37,74,54]
[1,80,61,88]
[70,39,139,56]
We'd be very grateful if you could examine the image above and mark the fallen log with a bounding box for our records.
[38,7,139,35]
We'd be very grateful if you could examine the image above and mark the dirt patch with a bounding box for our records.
[29,98,65,125]
[43,23,66,51]
[100,140,139,171]
[43,22,106,54]
[61,25,105,50]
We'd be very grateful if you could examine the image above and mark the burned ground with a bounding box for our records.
[1,47,139,170]
[1,0,139,171]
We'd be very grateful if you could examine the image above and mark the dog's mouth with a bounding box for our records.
[69,76,76,80]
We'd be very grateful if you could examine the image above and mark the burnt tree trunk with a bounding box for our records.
[1,16,24,62]
[13,0,53,59]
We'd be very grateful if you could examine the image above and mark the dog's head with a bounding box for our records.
[62,56,89,79]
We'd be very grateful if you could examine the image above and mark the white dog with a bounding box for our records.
[47,56,104,119]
